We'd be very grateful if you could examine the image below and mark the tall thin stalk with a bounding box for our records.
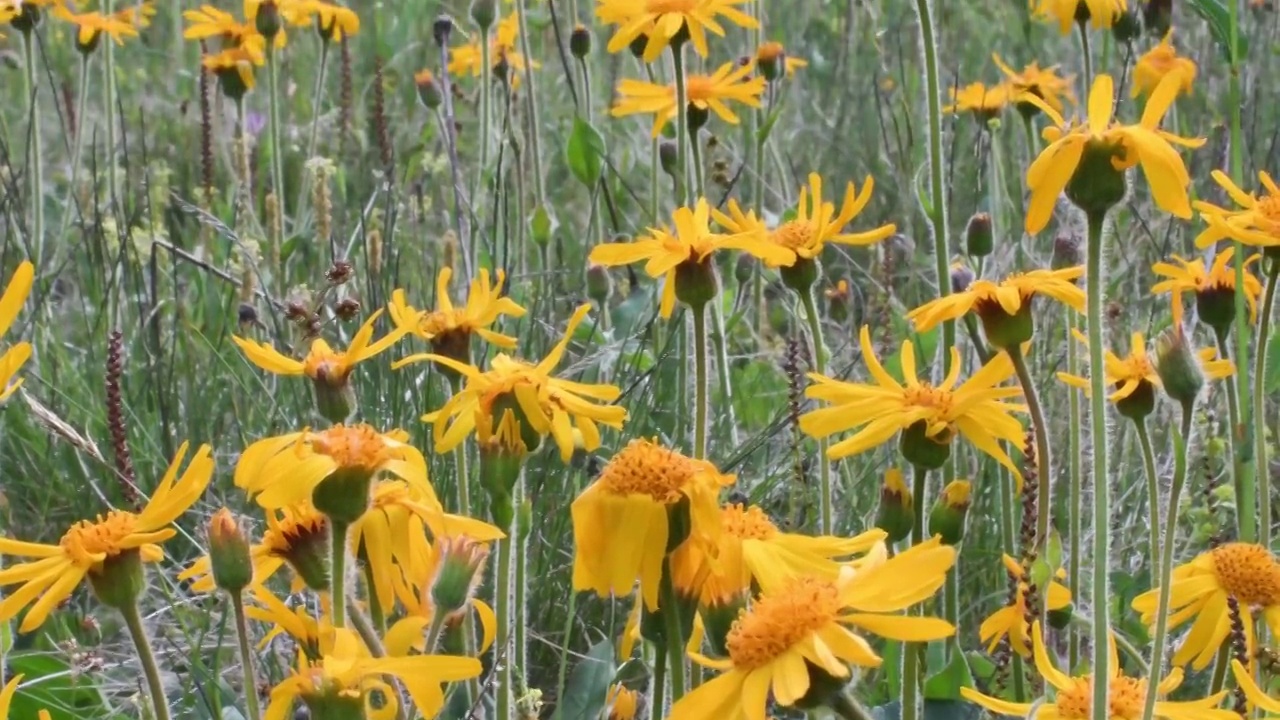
[691,302,709,460]
[231,591,264,720]
[121,603,172,720]
[660,569,687,703]
[1066,316,1083,669]
[515,0,545,206]
[1084,210,1112,720]
[61,54,92,238]
[1252,261,1278,550]
[104,0,119,213]
[671,44,690,205]
[294,42,331,222]
[265,44,287,290]
[1134,421,1163,587]
[1007,344,1052,562]
[495,534,514,720]
[900,465,929,720]
[21,30,43,255]
[330,522,349,628]
[801,289,833,534]
[1214,329,1254,543]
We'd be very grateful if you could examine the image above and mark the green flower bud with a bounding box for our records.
[255,0,282,42]
[928,480,971,545]
[1155,327,1204,412]
[659,140,679,179]
[415,70,444,110]
[208,508,254,594]
[430,536,490,617]
[469,0,496,30]
[587,263,613,306]
[570,24,592,59]
[875,468,915,544]
[965,212,994,258]
[478,407,532,530]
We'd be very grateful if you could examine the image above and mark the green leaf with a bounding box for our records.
[872,700,981,720]
[1187,0,1248,63]
[566,117,606,188]
[7,653,109,719]
[531,205,555,246]
[613,658,650,690]
[551,639,615,720]
[1265,330,1280,393]
[924,650,974,701]
[965,651,997,686]
[756,106,783,144]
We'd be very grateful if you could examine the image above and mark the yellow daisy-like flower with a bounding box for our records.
[1151,246,1262,327]
[300,0,357,42]
[204,45,264,90]
[396,304,627,461]
[183,5,263,48]
[943,81,1012,119]
[992,53,1075,113]
[962,622,1237,720]
[799,325,1027,480]
[53,4,140,50]
[1195,169,1280,249]
[1132,542,1280,670]
[1022,72,1203,234]
[572,438,734,611]
[610,61,766,139]
[589,199,793,317]
[979,554,1072,656]
[670,503,885,607]
[0,443,213,632]
[754,41,807,80]
[244,584,335,658]
[265,627,481,720]
[605,684,639,720]
[1057,330,1233,406]
[1030,0,1127,33]
[906,266,1085,345]
[181,503,331,594]
[0,260,34,403]
[595,0,757,63]
[232,309,406,388]
[447,14,540,88]
[1232,659,1280,718]
[669,537,956,720]
[388,267,526,355]
[1132,31,1196,99]
[712,173,896,270]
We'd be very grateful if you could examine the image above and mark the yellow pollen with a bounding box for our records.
[419,309,469,337]
[901,384,954,413]
[309,424,396,471]
[59,512,140,566]
[1053,675,1145,720]
[1210,543,1280,606]
[1255,192,1280,227]
[265,512,327,558]
[770,220,814,250]
[726,576,840,670]
[597,439,703,504]
[722,504,779,540]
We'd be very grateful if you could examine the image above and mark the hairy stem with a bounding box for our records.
[1066,312,1083,669]
[1215,329,1254,543]
[22,31,43,256]
[496,534,513,720]
[660,570,686,703]
[121,603,171,720]
[691,302,709,460]
[901,465,929,720]
[801,288,833,533]
[1252,261,1278,550]
[1134,420,1162,588]
[266,44,287,292]
[330,521,348,629]
[231,592,263,720]
[1085,210,1112,720]
[671,43,689,205]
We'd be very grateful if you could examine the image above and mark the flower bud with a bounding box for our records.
[88,549,146,610]
[255,0,282,42]
[469,0,496,30]
[899,419,952,471]
[208,509,254,593]
[673,257,719,310]
[432,14,455,46]
[965,212,994,258]
[1051,234,1082,271]
[928,480,971,545]
[875,468,915,544]
[734,253,756,286]
[478,407,532,529]
[586,263,613,306]
[9,3,42,33]
[824,279,852,323]
[570,24,592,59]
[431,536,491,617]
[1111,9,1143,44]
[949,261,974,294]
[659,140,679,179]
[1155,326,1204,412]
[755,42,785,82]
[413,69,443,110]
[1197,283,1239,339]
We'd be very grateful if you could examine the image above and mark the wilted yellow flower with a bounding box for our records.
[1195,170,1280,249]
[1132,31,1196,98]
[611,61,766,138]
[992,53,1075,113]
[301,0,357,41]
[448,14,539,87]
[53,4,141,50]
[388,267,526,354]
[1058,329,1232,408]
[233,310,406,388]
[595,0,757,62]
[0,260,33,403]
[906,267,1085,345]
[203,45,264,91]
[754,41,807,80]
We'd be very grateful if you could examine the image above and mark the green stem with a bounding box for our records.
[515,0,545,205]
[1139,410,1193,720]
[1084,210,1112,720]
[1078,22,1093,91]
[689,124,705,201]
[1066,314,1083,670]
[61,54,91,239]
[997,461,1016,555]
[230,593,263,720]
[424,610,448,654]
[901,465,929,720]
[480,26,493,174]
[22,31,43,255]
[1252,261,1278,549]
[660,570,686,703]
[709,301,739,447]
[1215,330,1254,543]
[362,562,387,637]
[649,136,660,223]
[330,521,349,629]
[496,534,513,720]
[121,603,172,720]
[1134,421,1163,589]
[1021,114,1037,166]
[104,0,117,214]
[1209,645,1232,695]
[671,43,689,205]
[513,476,528,701]
[1007,344,1052,561]
[266,44,286,292]
[691,302,709,460]
[648,638,667,720]
[1228,0,1249,547]
[830,692,877,720]
[1010,653,1028,702]
[801,289,833,534]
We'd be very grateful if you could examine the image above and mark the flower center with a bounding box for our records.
[1120,354,1156,383]
[726,576,840,670]
[310,424,396,471]
[1255,192,1280,228]
[597,439,703,504]
[60,512,140,566]
[1053,675,1145,720]
[1210,543,1280,607]
[770,220,813,250]
[722,504,779,540]
[304,347,347,384]
[902,384,954,416]
[420,309,470,338]
[684,75,717,103]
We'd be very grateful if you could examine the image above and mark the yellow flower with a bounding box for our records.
[244,583,335,655]
[979,554,1072,656]
[1132,31,1196,99]
[589,199,793,317]
[1151,246,1262,326]
[669,538,956,720]
[610,61,766,139]
[396,305,627,460]
[0,443,213,632]
[754,41,807,79]
[799,325,1027,480]
[1057,330,1232,404]
[1132,543,1280,670]
[53,4,141,49]
[1022,72,1203,234]
[388,267,526,352]
[572,438,734,611]
[669,502,885,607]
[383,537,499,659]
[595,0,757,63]
[232,309,406,387]
[114,1,156,28]
[0,260,34,403]
[992,53,1075,113]
[181,503,330,594]
[242,0,312,44]
[265,628,481,720]
[1232,659,1280,718]
[203,45,264,90]
[962,622,1237,720]
[1030,0,1127,33]
[447,14,539,88]
[943,81,1012,119]
[1195,170,1280,249]
[906,267,1085,333]
[300,0,357,41]
[712,173,896,269]
[183,5,260,47]
[605,684,639,720]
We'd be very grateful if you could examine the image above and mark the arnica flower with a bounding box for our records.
[243,0,312,44]
[962,622,1237,720]
[800,325,1027,480]
[265,628,481,720]
[668,538,956,719]
[605,684,639,720]
[1151,246,1262,329]
[182,503,331,594]
[1030,0,1128,33]
[0,260,34,403]
[589,199,792,316]
[53,4,140,53]
[907,266,1085,348]
[572,438,734,611]
[979,554,1072,656]
[943,82,1012,120]
[1132,542,1280,670]
[610,61,766,139]
[1022,72,1203,234]
[1194,170,1280,249]
[595,0,757,63]
[245,584,334,656]
[1132,31,1196,98]
[204,45,264,96]
[1232,659,1280,718]
[384,537,498,659]
[992,53,1075,114]
[0,443,213,632]
[387,267,526,365]
[754,41,807,82]
[302,0,358,42]
[183,5,264,49]
[397,304,626,461]
[447,14,539,88]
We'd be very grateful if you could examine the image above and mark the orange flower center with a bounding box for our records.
[60,512,139,566]
[722,504,779,540]
[304,347,348,385]
[1210,543,1280,607]
[902,384,955,415]
[597,439,704,504]
[726,576,840,670]
[685,75,719,103]
[1053,675,1145,720]
[756,41,784,62]
[770,220,813,250]
[1255,191,1280,228]
[310,424,397,472]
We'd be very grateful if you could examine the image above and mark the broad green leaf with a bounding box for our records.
[566,117,606,189]
[613,658,650,690]
[1187,0,1249,63]
[924,650,974,701]
[551,639,615,720]
[8,654,109,719]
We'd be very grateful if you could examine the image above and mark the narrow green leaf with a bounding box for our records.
[1187,0,1249,63]
[566,117,606,189]
[551,639,615,720]
[1264,330,1280,393]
